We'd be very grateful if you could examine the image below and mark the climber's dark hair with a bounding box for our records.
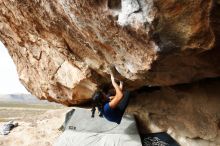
[91,90,108,118]
[99,83,111,94]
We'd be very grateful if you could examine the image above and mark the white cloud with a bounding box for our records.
[0,41,29,94]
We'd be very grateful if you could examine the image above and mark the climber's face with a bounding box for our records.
[100,93,109,102]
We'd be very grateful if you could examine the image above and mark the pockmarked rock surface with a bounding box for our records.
[1,0,220,105]
[128,78,220,146]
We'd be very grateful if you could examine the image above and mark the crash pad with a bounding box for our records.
[54,108,142,146]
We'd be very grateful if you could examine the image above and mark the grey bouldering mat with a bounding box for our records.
[54,108,142,146]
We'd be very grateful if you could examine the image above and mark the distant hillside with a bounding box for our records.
[0,94,59,105]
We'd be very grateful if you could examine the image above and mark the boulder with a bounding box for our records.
[0,0,220,104]
[128,78,220,146]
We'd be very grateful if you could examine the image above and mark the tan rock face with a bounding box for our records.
[128,78,220,146]
[0,0,220,104]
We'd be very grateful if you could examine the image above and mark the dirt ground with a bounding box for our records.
[0,107,71,146]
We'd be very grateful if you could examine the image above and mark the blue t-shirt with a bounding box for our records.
[102,103,123,124]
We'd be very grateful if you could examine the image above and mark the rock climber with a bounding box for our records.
[91,73,130,124]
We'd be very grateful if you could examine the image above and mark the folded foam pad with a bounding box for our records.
[54,108,142,146]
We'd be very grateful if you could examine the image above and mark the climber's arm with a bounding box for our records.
[109,74,123,109]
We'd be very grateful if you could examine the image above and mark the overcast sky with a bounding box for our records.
[0,41,29,94]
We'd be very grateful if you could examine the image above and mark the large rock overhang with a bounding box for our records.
[0,0,220,105]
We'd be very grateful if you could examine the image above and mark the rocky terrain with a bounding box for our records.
[0,108,69,146]
[0,94,67,146]
[128,78,220,146]
[0,0,220,145]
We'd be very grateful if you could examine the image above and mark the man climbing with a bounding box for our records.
[91,73,130,124]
